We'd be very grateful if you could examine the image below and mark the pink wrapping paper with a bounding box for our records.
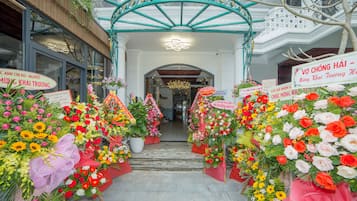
[285,179,357,201]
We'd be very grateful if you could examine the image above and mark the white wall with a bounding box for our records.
[126,50,236,101]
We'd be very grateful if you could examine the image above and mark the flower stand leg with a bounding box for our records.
[108,161,132,179]
[204,160,226,182]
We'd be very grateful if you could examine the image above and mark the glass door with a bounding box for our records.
[35,52,63,92]
[66,63,83,100]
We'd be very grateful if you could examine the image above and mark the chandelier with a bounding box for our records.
[164,38,191,51]
[167,80,191,90]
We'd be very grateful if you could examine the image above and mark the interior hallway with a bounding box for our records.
[160,120,188,142]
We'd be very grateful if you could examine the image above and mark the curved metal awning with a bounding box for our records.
[99,0,262,78]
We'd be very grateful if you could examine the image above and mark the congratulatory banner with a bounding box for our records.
[0,68,56,90]
[292,51,357,89]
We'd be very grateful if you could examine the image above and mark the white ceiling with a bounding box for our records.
[124,32,239,52]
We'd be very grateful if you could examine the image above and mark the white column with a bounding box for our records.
[234,35,245,86]
[116,34,128,104]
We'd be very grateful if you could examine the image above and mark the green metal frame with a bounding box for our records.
[103,0,263,80]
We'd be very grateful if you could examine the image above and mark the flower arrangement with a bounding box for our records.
[233,80,260,98]
[60,166,107,200]
[248,171,286,201]
[102,76,126,90]
[96,146,116,168]
[112,143,131,164]
[204,145,224,168]
[0,84,72,199]
[262,84,357,192]
[205,107,236,145]
[235,91,272,129]
[62,86,106,150]
[146,107,161,137]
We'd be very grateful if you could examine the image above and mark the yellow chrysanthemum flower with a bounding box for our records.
[258,182,265,189]
[276,191,287,200]
[29,143,41,152]
[259,174,266,182]
[11,142,26,152]
[35,133,48,139]
[33,122,46,133]
[75,103,86,111]
[257,194,265,201]
[20,130,34,140]
[267,185,275,194]
[0,140,6,148]
[252,162,259,170]
[48,135,58,143]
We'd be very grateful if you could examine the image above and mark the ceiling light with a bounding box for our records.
[164,38,191,51]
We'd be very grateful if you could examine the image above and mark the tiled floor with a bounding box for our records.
[160,120,188,142]
[103,171,248,201]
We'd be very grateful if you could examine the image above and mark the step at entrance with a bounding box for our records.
[130,142,204,171]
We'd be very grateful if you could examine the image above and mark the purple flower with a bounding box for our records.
[15,126,22,131]
[38,109,45,114]
[5,100,12,105]
[2,124,9,130]
[21,111,27,115]
[41,142,48,147]
[39,96,46,102]
[3,111,11,118]
[12,116,21,123]
[17,105,22,110]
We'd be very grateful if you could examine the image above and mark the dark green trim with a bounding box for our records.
[132,10,172,28]
[155,4,176,26]
[190,11,231,28]
[186,4,209,25]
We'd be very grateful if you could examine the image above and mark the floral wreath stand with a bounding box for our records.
[103,91,135,178]
[144,93,163,144]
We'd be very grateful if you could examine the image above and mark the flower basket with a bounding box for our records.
[144,136,160,144]
[108,161,132,178]
[204,160,226,182]
[191,143,207,154]
[229,163,247,182]
[97,169,112,193]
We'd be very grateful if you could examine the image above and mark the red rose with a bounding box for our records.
[79,177,85,183]
[64,191,73,199]
[265,125,273,133]
[328,96,340,105]
[63,116,71,122]
[90,166,96,172]
[93,138,102,145]
[276,155,287,165]
[293,141,306,153]
[326,121,347,138]
[82,182,90,190]
[63,106,71,114]
[287,103,299,113]
[305,92,319,101]
[85,114,90,119]
[341,115,356,127]
[68,180,77,188]
[73,173,81,179]
[85,119,91,125]
[71,115,80,122]
[58,188,63,193]
[340,154,357,167]
[283,138,292,147]
[305,128,319,136]
[339,96,355,107]
[299,117,313,128]
[315,172,336,191]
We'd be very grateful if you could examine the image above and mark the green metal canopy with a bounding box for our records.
[101,0,262,78]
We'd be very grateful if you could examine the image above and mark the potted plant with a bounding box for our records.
[127,97,148,153]
[102,76,126,91]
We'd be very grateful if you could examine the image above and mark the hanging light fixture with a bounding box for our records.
[164,38,191,51]
[167,80,191,90]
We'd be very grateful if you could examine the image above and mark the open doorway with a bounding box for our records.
[145,64,214,142]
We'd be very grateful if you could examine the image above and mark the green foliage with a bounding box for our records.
[127,99,148,138]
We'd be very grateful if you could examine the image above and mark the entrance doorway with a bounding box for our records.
[145,64,214,142]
